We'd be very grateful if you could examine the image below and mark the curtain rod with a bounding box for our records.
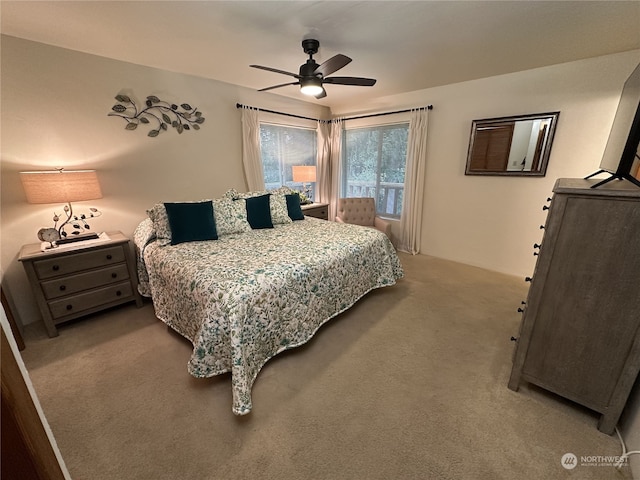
[236,103,319,122]
[342,105,432,122]
[235,103,433,123]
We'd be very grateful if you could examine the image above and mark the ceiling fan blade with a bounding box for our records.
[314,88,327,99]
[258,81,300,92]
[323,76,377,87]
[314,54,352,77]
[250,64,301,79]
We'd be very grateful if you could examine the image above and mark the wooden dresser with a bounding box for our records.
[509,178,640,434]
[19,231,143,337]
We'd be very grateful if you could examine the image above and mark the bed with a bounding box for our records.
[134,190,403,414]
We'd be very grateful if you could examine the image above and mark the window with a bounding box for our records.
[260,124,317,197]
[342,124,409,218]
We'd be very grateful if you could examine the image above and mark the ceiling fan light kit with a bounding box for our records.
[251,39,376,99]
[300,78,324,96]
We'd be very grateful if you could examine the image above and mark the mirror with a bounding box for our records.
[465,112,560,176]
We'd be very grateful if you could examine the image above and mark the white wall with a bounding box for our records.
[334,50,640,279]
[0,35,329,327]
[621,378,640,475]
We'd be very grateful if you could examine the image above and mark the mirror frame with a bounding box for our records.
[465,111,560,177]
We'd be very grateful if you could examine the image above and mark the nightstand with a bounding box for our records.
[18,231,143,337]
[301,202,329,220]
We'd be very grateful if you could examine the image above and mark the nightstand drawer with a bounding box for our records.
[40,264,130,300]
[308,207,327,219]
[34,246,126,279]
[301,203,329,220]
[48,281,133,320]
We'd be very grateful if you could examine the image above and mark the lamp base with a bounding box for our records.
[303,184,313,203]
[56,232,100,245]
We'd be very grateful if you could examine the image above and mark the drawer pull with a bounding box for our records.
[116,290,122,296]
[59,285,66,291]
[66,304,73,311]
[106,254,113,260]
[111,273,118,279]
[53,265,60,271]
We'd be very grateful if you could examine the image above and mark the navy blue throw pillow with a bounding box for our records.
[285,193,305,221]
[164,201,218,245]
[245,194,274,229]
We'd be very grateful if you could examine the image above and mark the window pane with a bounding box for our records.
[345,129,378,184]
[343,124,409,218]
[260,124,317,199]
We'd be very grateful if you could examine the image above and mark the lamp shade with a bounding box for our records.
[292,165,317,183]
[20,170,102,204]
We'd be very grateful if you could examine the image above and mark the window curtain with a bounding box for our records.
[316,118,343,222]
[240,106,265,191]
[398,108,429,254]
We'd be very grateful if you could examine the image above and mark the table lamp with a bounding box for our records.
[292,165,316,203]
[20,169,103,247]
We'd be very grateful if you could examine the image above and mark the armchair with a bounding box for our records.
[335,197,391,238]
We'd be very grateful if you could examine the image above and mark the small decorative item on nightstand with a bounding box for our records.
[37,227,61,249]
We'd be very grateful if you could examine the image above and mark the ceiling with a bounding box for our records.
[2,1,639,111]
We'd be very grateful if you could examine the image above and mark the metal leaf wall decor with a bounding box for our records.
[108,94,205,137]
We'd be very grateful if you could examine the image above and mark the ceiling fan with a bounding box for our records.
[250,39,376,99]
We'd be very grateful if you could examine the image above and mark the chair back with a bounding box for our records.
[337,197,376,226]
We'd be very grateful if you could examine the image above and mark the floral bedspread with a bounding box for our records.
[134,217,403,414]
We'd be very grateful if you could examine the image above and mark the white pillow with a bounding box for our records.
[146,203,173,246]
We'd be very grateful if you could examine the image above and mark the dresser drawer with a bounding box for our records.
[48,281,133,320]
[40,264,130,300]
[34,246,126,279]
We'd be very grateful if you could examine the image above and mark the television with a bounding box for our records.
[586,62,640,188]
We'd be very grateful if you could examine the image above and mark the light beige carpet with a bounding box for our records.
[21,253,632,480]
